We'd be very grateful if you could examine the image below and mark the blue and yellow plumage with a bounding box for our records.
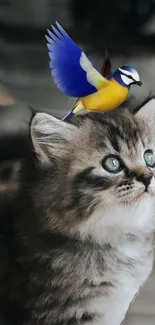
[46,22,142,120]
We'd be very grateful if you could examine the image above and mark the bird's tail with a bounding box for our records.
[62,101,84,121]
[62,110,74,121]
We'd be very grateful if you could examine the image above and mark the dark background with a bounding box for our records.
[0,0,155,174]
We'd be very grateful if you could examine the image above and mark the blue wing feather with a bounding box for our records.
[46,22,97,97]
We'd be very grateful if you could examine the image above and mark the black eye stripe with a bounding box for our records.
[73,167,114,190]
[121,72,134,80]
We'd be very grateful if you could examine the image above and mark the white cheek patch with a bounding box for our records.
[121,74,133,86]
[119,68,140,82]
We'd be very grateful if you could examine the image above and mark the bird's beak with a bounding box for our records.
[136,81,142,87]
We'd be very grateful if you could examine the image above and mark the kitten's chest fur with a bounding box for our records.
[1,199,154,325]
[24,230,153,325]
[89,237,153,325]
[1,205,154,325]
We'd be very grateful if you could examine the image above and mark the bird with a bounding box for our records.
[45,22,142,121]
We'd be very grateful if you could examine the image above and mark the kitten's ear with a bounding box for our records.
[31,113,76,164]
[134,98,155,126]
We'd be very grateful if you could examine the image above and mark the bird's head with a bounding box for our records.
[113,66,142,88]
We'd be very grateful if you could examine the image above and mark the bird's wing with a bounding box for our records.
[101,46,112,78]
[46,22,110,98]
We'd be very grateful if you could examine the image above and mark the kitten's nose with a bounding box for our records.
[137,172,153,189]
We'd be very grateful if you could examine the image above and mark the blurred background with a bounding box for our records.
[1,0,155,158]
[0,1,155,324]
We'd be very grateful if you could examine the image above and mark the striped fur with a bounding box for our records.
[0,104,155,325]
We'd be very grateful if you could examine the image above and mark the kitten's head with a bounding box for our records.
[30,100,155,241]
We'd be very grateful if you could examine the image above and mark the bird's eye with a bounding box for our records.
[128,75,133,79]
[121,73,133,80]
[144,150,155,168]
[102,155,123,173]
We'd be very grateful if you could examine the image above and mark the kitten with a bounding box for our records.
[0,100,155,325]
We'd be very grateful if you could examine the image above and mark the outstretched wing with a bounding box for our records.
[101,46,112,78]
[46,22,110,98]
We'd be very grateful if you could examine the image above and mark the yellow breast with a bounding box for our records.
[81,79,129,112]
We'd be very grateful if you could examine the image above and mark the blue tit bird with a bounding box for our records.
[45,22,142,121]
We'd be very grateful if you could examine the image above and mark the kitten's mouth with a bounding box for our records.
[135,190,149,201]
[120,188,150,205]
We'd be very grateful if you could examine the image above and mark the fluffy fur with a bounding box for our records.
[0,100,155,325]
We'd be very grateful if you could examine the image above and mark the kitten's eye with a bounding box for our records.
[102,156,123,173]
[144,150,155,168]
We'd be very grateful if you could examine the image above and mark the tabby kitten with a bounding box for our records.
[0,100,155,325]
